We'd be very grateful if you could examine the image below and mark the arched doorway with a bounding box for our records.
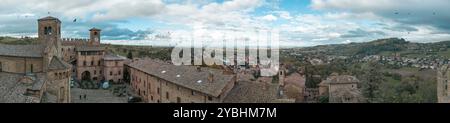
[81,71,91,81]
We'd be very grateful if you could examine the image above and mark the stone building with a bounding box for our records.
[318,74,364,103]
[0,16,71,103]
[60,26,126,84]
[126,59,236,103]
[437,65,450,103]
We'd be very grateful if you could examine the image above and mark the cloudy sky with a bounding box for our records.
[0,0,449,47]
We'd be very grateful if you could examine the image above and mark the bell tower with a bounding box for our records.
[38,16,63,71]
[38,16,61,45]
[89,28,101,46]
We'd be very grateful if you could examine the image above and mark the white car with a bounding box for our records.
[70,78,75,88]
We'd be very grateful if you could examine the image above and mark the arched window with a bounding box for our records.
[44,26,53,35]
[59,87,65,102]
[48,27,52,35]
[44,27,48,35]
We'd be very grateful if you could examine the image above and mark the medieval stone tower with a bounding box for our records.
[89,28,101,46]
[38,16,63,72]
[38,16,61,47]
[437,65,450,103]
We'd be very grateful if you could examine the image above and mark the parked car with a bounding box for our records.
[70,78,75,88]
[128,96,142,103]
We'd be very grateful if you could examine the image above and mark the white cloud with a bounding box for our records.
[261,14,278,21]
[1,0,449,47]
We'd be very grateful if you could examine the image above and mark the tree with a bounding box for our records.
[360,62,383,103]
[123,69,130,83]
[127,51,133,59]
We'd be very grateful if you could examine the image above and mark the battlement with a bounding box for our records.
[61,38,89,46]
[61,38,89,42]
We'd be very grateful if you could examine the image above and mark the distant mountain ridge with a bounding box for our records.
[298,38,450,58]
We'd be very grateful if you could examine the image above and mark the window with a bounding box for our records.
[118,71,121,75]
[115,61,118,66]
[30,64,33,73]
[0,62,2,72]
[98,61,101,66]
[91,61,94,66]
[177,97,181,103]
[191,91,195,96]
[94,70,96,75]
[208,96,213,101]
[177,86,181,91]
[59,87,65,102]
[83,61,86,66]
[110,71,113,76]
[151,96,153,101]
[157,88,160,94]
[44,26,52,35]
[100,70,102,74]
[166,92,169,99]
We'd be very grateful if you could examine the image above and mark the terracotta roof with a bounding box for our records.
[48,56,71,70]
[284,72,306,87]
[38,16,61,22]
[89,28,101,31]
[320,75,360,85]
[76,46,105,51]
[103,53,126,61]
[223,81,279,103]
[0,73,45,103]
[127,59,235,97]
[0,44,44,57]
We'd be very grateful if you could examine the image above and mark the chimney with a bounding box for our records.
[208,72,214,83]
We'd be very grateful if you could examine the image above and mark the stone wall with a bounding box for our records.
[0,56,43,73]
[46,69,71,103]
[437,65,450,103]
[130,68,227,103]
[76,51,104,82]
[103,60,124,83]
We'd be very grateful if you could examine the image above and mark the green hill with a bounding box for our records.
[0,36,39,45]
